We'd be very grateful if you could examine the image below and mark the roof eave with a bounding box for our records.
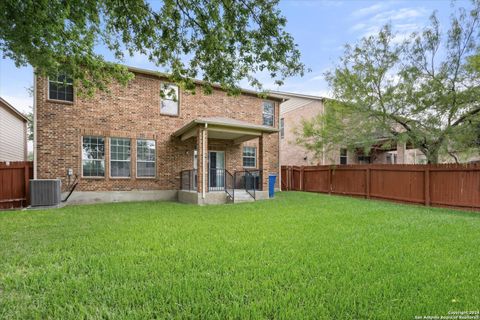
[126,66,285,102]
[0,97,29,122]
[172,119,278,138]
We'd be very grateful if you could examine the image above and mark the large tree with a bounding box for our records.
[298,1,480,164]
[0,0,304,95]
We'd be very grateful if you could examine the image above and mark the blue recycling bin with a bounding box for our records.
[268,174,277,198]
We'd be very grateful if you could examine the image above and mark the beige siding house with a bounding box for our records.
[0,97,28,161]
[278,92,326,166]
[276,91,427,166]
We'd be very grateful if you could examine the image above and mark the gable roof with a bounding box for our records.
[127,66,287,102]
[267,90,326,101]
[0,97,29,122]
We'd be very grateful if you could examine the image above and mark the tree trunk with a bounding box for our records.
[426,149,439,164]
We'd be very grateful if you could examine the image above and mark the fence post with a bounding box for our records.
[424,167,430,206]
[328,166,332,194]
[366,167,370,199]
[290,166,293,191]
[24,163,30,207]
[300,166,305,191]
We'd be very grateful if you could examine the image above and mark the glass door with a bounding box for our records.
[209,151,225,190]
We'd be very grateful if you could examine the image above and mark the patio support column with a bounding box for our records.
[258,132,269,191]
[197,125,209,196]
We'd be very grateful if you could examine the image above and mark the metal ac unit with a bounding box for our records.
[30,179,62,207]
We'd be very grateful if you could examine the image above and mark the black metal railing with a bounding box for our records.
[234,170,261,200]
[234,170,262,191]
[245,171,255,199]
[180,169,197,191]
[180,169,261,201]
[225,170,234,200]
[209,168,225,191]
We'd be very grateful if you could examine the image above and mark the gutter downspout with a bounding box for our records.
[202,123,208,199]
[278,99,286,192]
[33,72,37,179]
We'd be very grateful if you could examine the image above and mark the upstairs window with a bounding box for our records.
[263,101,274,126]
[160,83,179,115]
[243,146,257,168]
[82,136,105,177]
[49,73,74,102]
[280,118,285,139]
[357,155,371,164]
[110,138,131,178]
[137,139,156,177]
[340,148,348,165]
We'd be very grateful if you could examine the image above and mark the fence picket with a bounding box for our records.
[0,161,33,209]
[281,164,480,211]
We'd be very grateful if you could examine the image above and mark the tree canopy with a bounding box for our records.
[298,1,480,164]
[0,0,305,95]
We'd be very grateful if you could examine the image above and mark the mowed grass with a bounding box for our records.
[1,192,479,319]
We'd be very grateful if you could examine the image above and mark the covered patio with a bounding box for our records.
[172,117,278,204]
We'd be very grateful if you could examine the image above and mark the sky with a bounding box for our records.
[0,0,471,114]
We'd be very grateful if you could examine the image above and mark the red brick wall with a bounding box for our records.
[35,71,280,192]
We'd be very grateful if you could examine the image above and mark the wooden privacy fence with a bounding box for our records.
[281,164,480,211]
[0,161,33,209]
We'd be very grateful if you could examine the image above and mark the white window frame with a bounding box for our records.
[243,146,257,168]
[109,137,131,178]
[340,148,348,165]
[81,136,105,178]
[48,73,74,102]
[262,101,275,127]
[280,118,285,139]
[160,83,179,116]
[136,139,156,178]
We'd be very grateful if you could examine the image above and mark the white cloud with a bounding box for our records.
[1,95,32,114]
[351,3,385,18]
[350,5,428,40]
[372,8,427,23]
[309,74,324,81]
[286,0,344,8]
[350,23,368,32]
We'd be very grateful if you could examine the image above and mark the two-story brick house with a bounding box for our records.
[276,91,427,166]
[34,67,283,205]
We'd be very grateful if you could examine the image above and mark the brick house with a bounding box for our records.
[34,67,283,205]
[276,91,427,166]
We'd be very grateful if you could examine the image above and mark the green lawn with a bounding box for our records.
[1,192,479,319]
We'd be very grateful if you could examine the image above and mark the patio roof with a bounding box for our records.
[172,117,278,143]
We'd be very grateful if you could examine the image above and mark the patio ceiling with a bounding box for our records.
[172,117,278,144]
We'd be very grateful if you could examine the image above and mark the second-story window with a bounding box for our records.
[160,83,179,115]
[49,73,74,102]
[263,101,274,126]
[340,148,348,165]
[280,118,285,139]
[110,138,131,178]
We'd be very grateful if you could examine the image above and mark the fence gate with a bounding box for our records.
[0,161,33,209]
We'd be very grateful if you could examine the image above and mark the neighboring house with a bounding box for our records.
[0,97,28,161]
[277,91,326,166]
[34,67,283,205]
[275,91,427,166]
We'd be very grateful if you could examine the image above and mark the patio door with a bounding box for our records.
[209,151,225,190]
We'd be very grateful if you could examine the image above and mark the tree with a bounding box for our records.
[0,0,304,96]
[298,1,480,164]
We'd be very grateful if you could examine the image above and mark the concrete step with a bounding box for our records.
[232,191,255,203]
